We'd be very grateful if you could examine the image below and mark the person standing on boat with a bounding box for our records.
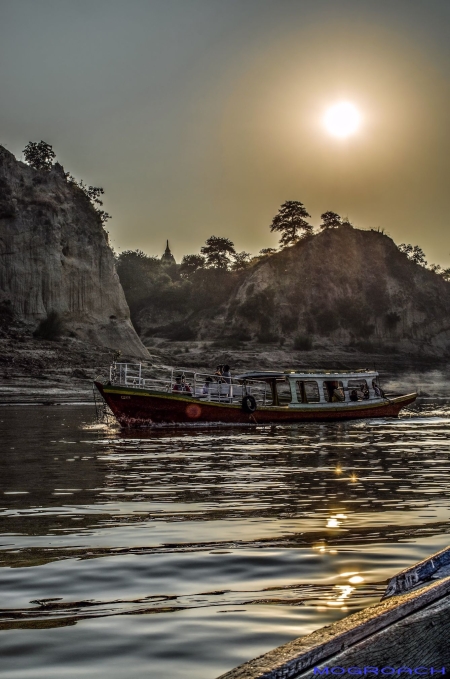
[222,365,232,398]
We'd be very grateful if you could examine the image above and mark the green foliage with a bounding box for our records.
[231,251,252,271]
[23,141,55,171]
[67,176,111,225]
[270,200,312,247]
[314,309,340,335]
[166,325,197,341]
[0,300,14,328]
[256,329,279,343]
[236,289,275,323]
[201,236,236,269]
[398,243,427,266]
[293,334,313,351]
[280,314,298,334]
[228,328,252,342]
[385,311,401,330]
[320,211,342,229]
[180,254,206,278]
[33,311,64,340]
[116,250,169,317]
[336,297,374,337]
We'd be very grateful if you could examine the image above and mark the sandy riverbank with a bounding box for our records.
[1,329,448,403]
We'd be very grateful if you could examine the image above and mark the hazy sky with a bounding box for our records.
[1,0,450,265]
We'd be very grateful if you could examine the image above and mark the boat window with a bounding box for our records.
[295,380,320,403]
[276,380,292,405]
[348,379,369,401]
[323,380,345,402]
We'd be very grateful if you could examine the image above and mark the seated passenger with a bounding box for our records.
[349,389,358,402]
[202,376,213,394]
[172,376,192,393]
[331,387,345,402]
[361,384,370,399]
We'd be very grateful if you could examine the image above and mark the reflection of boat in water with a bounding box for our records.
[94,363,416,428]
[218,546,450,679]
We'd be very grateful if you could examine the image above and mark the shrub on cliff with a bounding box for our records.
[23,141,55,171]
[293,334,313,351]
[33,311,64,340]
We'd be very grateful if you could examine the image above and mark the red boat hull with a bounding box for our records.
[94,382,417,428]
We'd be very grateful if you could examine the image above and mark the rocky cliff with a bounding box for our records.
[220,225,450,354]
[0,145,148,358]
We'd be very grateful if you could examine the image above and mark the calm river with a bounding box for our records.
[1,375,450,678]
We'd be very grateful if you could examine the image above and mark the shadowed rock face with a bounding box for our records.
[0,146,148,358]
[224,225,450,353]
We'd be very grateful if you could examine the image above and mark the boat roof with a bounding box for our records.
[236,369,378,381]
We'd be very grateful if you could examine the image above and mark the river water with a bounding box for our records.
[1,376,450,678]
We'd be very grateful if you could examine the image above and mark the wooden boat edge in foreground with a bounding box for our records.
[217,547,450,679]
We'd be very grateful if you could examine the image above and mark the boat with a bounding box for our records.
[93,362,416,428]
[217,545,450,679]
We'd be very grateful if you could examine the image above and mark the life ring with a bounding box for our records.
[242,394,257,413]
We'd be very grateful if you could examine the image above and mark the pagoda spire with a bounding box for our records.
[161,240,176,264]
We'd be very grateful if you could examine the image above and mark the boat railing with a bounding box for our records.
[108,363,269,405]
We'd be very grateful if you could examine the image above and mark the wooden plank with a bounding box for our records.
[217,576,450,679]
[295,594,450,678]
[384,546,450,597]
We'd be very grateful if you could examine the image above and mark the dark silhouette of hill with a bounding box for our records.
[133,224,450,358]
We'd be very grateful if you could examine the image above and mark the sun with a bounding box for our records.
[324,102,361,138]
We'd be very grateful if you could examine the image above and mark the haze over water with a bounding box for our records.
[1,378,450,678]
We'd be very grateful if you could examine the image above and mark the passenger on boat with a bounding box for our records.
[331,387,345,402]
[349,389,358,402]
[202,376,213,394]
[172,376,192,393]
[361,383,370,399]
[215,365,224,382]
[372,380,384,398]
[222,365,231,384]
[222,365,232,397]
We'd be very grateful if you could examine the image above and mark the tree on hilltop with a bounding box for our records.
[180,254,206,278]
[66,177,111,225]
[270,201,312,247]
[398,243,427,267]
[23,141,55,171]
[320,211,342,229]
[24,141,111,225]
[259,247,277,255]
[231,251,252,271]
[200,236,236,269]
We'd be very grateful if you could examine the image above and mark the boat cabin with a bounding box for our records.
[235,370,382,407]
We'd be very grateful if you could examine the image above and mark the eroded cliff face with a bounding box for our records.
[0,145,148,358]
[223,225,450,354]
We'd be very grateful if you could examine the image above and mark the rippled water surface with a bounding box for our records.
[1,389,450,678]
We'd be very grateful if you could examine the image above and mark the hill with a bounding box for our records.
[0,145,147,359]
[135,225,450,359]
